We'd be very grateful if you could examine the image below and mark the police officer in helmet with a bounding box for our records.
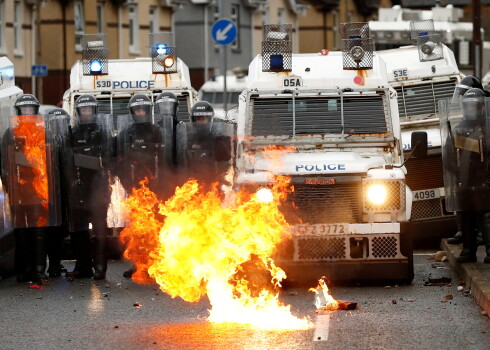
[446,88,490,263]
[63,94,113,280]
[117,94,168,279]
[14,94,40,116]
[155,92,179,122]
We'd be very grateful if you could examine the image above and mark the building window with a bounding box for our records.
[231,4,240,50]
[149,6,158,34]
[74,1,85,52]
[128,4,139,53]
[13,2,23,55]
[96,2,104,34]
[277,8,285,25]
[0,0,6,52]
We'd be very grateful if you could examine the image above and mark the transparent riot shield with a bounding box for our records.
[62,114,114,232]
[176,120,234,182]
[0,114,66,228]
[439,97,490,212]
[116,114,171,193]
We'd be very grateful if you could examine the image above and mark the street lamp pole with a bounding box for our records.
[472,0,482,78]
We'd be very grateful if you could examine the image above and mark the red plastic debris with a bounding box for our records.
[28,284,44,289]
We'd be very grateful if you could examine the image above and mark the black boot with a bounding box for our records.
[456,212,477,263]
[47,227,64,277]
[66,230,93,279]
[33,228,48,283]
[481,212,490,264]
[448,231,462,245]
[92,227,107,280]
[15,228,33,282]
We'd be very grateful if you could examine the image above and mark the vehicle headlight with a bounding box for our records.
[256,187,273,203]
[366,184,388,205]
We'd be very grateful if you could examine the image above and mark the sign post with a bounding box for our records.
[211,19,237,116]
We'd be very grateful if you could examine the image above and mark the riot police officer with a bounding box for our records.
[448,75,485,245]
[443,88,490,263]
[117,94,170,279]
[63,95,113,280]
[176,101,233,184]
[1,94,65,282]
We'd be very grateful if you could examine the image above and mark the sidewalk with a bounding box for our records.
[441,239,490,316]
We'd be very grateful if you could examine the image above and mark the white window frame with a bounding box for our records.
[231,4,240,50]
[74,1,85,52]
[149,6,159,34]
[0,0,6,54]
[13,2,23,56]
[96,2,104,34]
[277,8,285,25]
[128,4,139,54]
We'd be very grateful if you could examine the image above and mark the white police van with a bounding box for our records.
[235,24,415,284]
[62,33,197,126]
[0,57,22,277]
[378,22,462,246]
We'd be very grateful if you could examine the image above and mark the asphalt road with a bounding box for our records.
[0,253,489,350]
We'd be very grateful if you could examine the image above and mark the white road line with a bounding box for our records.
[313,314,330,342]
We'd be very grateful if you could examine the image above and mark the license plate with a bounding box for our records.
[283,76,303,88]
[292,223,349,236]
[393,68,408,80]
[412,188,441,202]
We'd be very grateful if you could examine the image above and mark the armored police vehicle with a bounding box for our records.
[62,33,197,126]
[0,57,22,277]
[235,24,415,284]
[378,20,461,246]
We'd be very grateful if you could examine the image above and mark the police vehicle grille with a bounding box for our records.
[251,95,387,137]
[298,237,346,260]
[404,154,444,191]
[371,235,398,258]
[363,180,404,211]
[98,97,130,128]
[284,183,361,224]
[396,79,457,120]
[411,198,444,221]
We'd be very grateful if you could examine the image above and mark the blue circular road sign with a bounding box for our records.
[211,19,237,46]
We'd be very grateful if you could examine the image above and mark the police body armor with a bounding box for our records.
[62,114,113,232]
[117,114,172,192]
[440,97,490,212]
[1,114,66,228]
[176,120,234,181]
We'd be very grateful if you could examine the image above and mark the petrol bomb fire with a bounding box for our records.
[12,115,49,226]
[309,277,339,311]
[120,176,314,330]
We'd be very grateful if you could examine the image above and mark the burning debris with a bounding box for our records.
[120,177,313,330]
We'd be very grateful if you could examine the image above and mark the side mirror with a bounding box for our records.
[411,131,428,158]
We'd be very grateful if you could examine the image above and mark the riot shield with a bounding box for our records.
[176,120,234,182]
[62,114,114,232]
[116,114,171,193]
[439,97,490,211]
[0,114,66,228]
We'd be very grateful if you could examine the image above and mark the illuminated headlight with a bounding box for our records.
[366,184,388,206]
[256,188,273,203]
[89,60,103,74]
[163,56,175,68]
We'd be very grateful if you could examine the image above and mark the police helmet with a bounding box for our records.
[129,94,152,124]
[15,94,40,116]
[48,108,69,118]
[453,75,484,101]
[462,88,486,124]
[75,94,98,124]
[155,92,179,117]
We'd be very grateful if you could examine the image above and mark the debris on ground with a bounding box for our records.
[427,251,447,261]
[400,298,415,302]
[133,302,142,308]
[441,294,453,302]
[424,276,452,286]
[104,284,110,288]
[289,291,298,296]
[457,286,464,291]
[392,299,397,304]
[431,262,449,269]
[482,311,488,316]
[114,325,119,329]
[28,284,44,289]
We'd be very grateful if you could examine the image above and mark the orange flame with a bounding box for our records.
[122,177,313,330]
[12,115,49,226]
[309,277,339,311]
